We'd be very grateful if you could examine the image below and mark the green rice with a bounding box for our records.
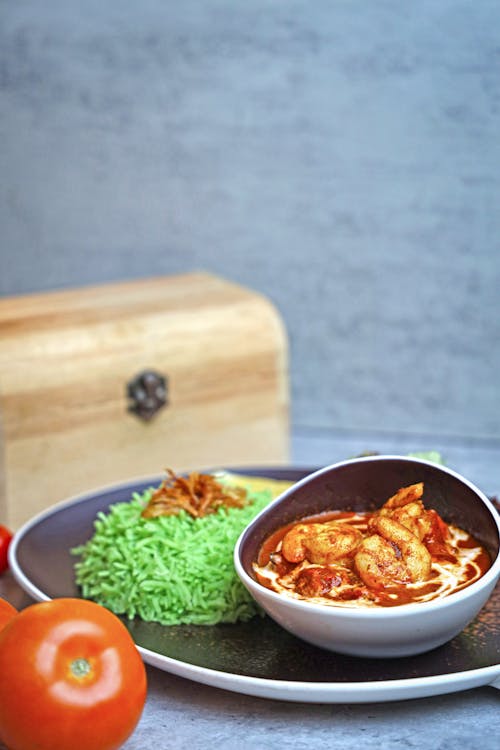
[72,483,272,625]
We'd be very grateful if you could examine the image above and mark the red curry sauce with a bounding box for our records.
[254,510,491,608]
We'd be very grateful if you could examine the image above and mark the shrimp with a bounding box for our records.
[388,501,433,541]
[382,482,424,510]
[294,566,354,597]
[380,482,432,540]
[354,516,432,589]
[281,521,362,565]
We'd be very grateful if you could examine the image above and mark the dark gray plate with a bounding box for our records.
[9,467,500,703]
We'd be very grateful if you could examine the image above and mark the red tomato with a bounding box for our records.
[0,525,13,573]
[0,598,147,750]
[0,597,17,631]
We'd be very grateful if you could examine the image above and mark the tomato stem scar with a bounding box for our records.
[71,658,92,678]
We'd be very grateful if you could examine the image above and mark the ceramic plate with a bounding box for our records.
[9,467,500,703]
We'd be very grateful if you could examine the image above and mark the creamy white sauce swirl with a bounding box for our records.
[253,522,487,608]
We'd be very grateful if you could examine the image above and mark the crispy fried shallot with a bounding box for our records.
[141,469,248,519]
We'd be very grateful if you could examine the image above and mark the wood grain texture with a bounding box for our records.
[0,272,289,528]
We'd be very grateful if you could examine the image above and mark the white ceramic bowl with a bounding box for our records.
[234,456,500,658]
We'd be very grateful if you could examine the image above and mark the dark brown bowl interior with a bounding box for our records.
[238,457,500,579]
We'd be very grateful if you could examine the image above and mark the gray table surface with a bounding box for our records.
[1,429,499,749]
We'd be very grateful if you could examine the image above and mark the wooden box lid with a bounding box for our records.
[0,272,289,528]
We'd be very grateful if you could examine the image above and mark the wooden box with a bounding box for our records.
[0,272,289,528]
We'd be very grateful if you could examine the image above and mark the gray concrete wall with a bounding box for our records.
[1,1,499,443]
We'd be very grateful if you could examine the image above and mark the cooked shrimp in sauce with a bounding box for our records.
[253,483,491,608]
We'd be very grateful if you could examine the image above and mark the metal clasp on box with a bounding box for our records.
[127,370,168,421]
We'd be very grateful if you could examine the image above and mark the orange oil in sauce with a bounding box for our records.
[254,510,491,608]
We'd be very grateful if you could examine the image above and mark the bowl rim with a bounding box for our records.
[234,454,500,619]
